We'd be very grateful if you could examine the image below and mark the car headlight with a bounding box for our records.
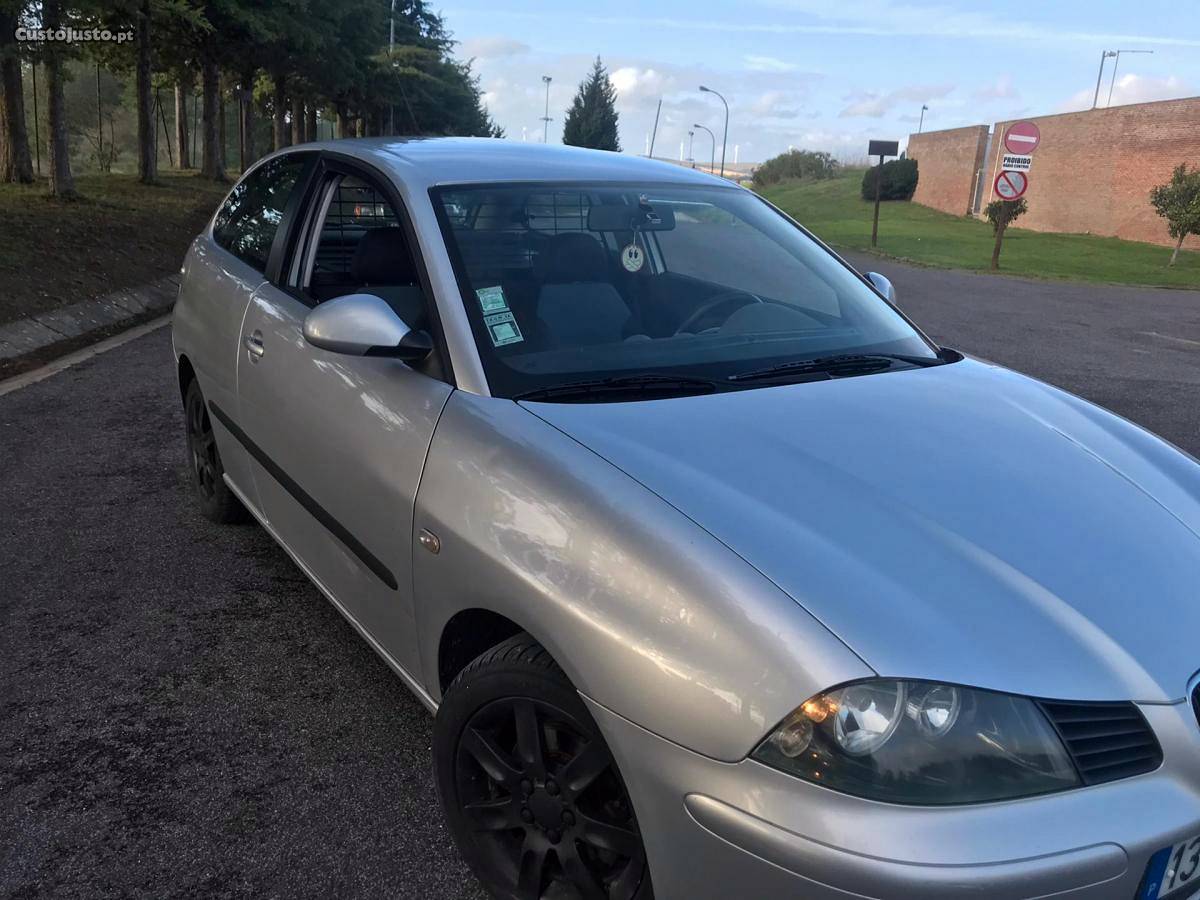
[753,679,1081,804]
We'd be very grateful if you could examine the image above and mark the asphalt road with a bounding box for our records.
[0,331,486,897]
[2,261,1199,898]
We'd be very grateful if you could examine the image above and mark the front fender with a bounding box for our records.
[413,391,871,762]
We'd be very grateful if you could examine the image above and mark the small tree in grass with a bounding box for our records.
[985,198,1028,270]
[1150,164,1200,267]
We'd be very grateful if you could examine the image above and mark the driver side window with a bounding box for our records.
[299,174,428,334]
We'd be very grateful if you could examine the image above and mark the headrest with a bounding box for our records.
[533,232,609,284]
[351,227,417,286]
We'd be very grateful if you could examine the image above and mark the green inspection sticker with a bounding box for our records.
[476,285,509,313]
[484,310,524,347]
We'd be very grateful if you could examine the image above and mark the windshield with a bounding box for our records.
[432,182,938,399]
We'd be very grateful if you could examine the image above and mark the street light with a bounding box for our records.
[698,85,728,178]
[918,104,928,133]
[693,123,716,175]
[687,129,695,168]
[1092,50,1117,108]
[1107,49,1154,107]
[541,75,552,143]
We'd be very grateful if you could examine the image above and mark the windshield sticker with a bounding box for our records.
[476,285,509,313]
[620,243,644,273]
[485,310,524,347]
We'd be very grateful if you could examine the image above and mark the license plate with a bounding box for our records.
[1141,837,1200,899]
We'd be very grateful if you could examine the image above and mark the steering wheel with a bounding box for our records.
[673,290,764,336]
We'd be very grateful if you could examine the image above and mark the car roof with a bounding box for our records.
[281,136,734,191]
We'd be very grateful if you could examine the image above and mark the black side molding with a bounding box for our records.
[208,401,399,591]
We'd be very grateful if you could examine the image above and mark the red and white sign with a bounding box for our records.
[1004,121,1041,155]
[994,170,1028,201]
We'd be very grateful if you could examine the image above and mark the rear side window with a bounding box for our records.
[213,155,307,271]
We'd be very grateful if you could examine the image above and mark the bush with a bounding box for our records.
[752,149,839,188]
[860,157,919,201]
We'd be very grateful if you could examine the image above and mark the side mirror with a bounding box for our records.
[866,271,897,305]
[302,293,432,362]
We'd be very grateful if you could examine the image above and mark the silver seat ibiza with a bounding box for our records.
[172,137,1200,900]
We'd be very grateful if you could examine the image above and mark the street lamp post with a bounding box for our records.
[1092,50,1116,108]
[1107,49,1154,107]
[918,104,928,133]
[698,85,728,178]
[693,123,716,175]
[541,75,552,143]
[688,129,695,168]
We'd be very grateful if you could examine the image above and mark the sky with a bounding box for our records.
[441,0,1200,164]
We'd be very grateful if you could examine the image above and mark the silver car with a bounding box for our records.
[172,138,1200,900]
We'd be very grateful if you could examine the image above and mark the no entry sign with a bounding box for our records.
[994,170,1028,201]
[1004,121,1041,155]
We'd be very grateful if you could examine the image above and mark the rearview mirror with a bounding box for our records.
[303,293,432,362]
[866,272,897,305]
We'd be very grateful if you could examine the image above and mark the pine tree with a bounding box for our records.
[562,56,620,152]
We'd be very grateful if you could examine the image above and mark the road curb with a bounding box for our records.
[0,275,179,366]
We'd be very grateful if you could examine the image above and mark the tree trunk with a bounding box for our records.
[239,72,255,170]
[291,95,303,144]
[305,104,317,142]
[217,79,226,171]
[0,8,34,183]
[272,73,288,151]
[335,102,348,139]
[174,78,192,169]
[199,53,224,181]
[42,0,75,197]
[990,223,1006,270]
[134,0,155,183]
[1169,233,1185,267]
[355,115,365,138]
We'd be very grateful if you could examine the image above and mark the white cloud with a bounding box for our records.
[974,74,1018,101]
[1058,73,1192,112]
[839,83,953,118]
[609,67,673,106]
[744,55,798,73]
[459,36,530,60]
[586,9,1200,48]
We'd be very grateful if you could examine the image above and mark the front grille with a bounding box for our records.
[1038,700,1162,786]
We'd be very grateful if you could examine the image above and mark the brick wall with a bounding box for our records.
[984,98,1200,249]
[909,96,1200,250]
[907,125,989,217]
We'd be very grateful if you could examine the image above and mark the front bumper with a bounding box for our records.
[587,698,1200,899]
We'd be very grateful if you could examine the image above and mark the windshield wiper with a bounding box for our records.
[514,373,720,403]
[728,353,941,383]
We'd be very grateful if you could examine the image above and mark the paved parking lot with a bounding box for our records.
[1,261,1198,898]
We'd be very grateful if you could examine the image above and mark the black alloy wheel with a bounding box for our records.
[183,379,247,524]
[435,635,651,900]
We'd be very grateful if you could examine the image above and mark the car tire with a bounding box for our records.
[183,379,248,525]
[435,633,653,900]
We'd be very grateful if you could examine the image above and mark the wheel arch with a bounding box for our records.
[436,607,526,694]
[177,353,197,406]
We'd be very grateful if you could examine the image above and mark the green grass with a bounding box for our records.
[760,170,1200,289]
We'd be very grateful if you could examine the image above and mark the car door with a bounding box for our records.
[234,156,453,682]
[178,153,311,501]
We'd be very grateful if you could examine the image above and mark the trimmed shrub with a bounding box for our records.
[861,157,919,201]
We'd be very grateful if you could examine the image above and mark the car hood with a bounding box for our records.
[523,358,1200,703]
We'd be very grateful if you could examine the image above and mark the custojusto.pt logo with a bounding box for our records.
[15,26,133,44]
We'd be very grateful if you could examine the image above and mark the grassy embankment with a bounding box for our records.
[760,169,1200,289]
[0,172,229,325]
